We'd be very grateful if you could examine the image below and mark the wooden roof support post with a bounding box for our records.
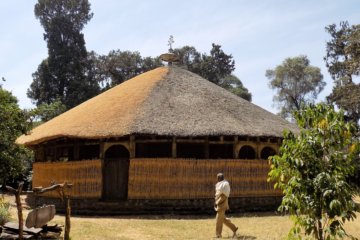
[233,136,239,159]
[34,145,45,162]
[64,193,71,240]
[99,142,105,160]
[6,182,24,240]
[205,136,209,159]
[33,182,73,240]
[172,136,177,158]
[129,135,135,158]
[256,137,260,159]
[74,141,80,160]
[99,141,105,200]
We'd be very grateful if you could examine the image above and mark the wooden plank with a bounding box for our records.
[1,232,34,239]
[3,222,42,234]
[135,139,172,143]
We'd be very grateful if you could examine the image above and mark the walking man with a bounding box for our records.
[214,173,238,238]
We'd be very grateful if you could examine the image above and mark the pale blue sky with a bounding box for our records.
[1,0,359,113]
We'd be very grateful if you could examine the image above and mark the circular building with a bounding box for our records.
[17,66,298,213]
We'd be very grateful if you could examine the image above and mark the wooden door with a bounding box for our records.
[103,145,130,200]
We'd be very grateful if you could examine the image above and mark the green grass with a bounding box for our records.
[3,194,360,239]
[49,211,360,240]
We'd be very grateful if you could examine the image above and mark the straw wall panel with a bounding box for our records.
[32,160,102,198]
[128,158,281,199]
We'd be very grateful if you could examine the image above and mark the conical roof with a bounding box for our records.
[17,66,298,146]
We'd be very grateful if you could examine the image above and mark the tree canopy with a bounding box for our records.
[219,74,252,101]
[173,44,235,85]
[0,84,32,187]
[325,21,360,125]
[28,0,100,109]
[172,44,251,101]
[28,99,67,123]
[268,104,359,240]
[27,0,251,115]
[90,44,252,101]
[266,55,325,120]
[91,50,163,89]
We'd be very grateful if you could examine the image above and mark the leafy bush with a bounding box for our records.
[269,104,360,240]
[0,196,11,225]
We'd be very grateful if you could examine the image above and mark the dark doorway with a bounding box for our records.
[103,145,130,200]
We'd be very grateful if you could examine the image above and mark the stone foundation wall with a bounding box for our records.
[27,196,282,215]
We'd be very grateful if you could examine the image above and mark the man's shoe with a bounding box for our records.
[232,227,238,238]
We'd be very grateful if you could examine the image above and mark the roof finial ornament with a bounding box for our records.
[160,35,179,66]
[168,35,174,53]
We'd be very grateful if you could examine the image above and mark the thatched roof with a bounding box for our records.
[17,66,298,146]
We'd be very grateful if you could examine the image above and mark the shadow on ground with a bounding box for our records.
[68,211,283,220]
[221,235,256,240]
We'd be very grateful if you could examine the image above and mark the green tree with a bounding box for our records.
[28,99,67,123]
[345,25,360,76]
[172,44,251,101]
[90,43,249,101]
[93,50,163,89]
[173,44,235,85]
[199,43,236,85]
[172,45,202,73]
[28,0,100,109]
[325,21,360,125]
[0,84,32,188]
[266,55,325,120]
[27,59,57,105]
[268,104,359,240]
[142,56,164,73]
[219,75,252,101]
